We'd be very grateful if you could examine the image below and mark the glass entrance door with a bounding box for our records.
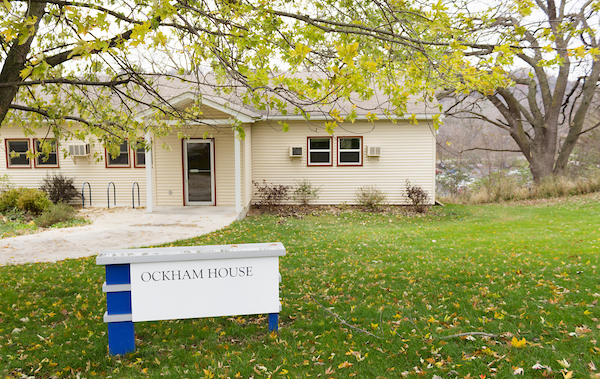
[184,140,214,205]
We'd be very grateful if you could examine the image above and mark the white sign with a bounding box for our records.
[130,256,280,322]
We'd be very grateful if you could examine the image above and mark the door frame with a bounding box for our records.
[182,139,215,205]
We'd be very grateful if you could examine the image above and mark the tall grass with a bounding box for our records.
[440,171,600,204]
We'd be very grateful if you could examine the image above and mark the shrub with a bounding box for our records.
[0,188,26,213]
[0,174,13,193]
[293,179,321,205]
[253,180,291,206]
[40,172,80,204]
[440,170,600,205]
[405,180,429,212]
[35,203,77,227]
[16,188,51,215]
[355,185,387,209]
[470,171,524,203]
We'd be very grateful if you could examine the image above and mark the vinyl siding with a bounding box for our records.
[0,127,147,206]
[251,121,436,205]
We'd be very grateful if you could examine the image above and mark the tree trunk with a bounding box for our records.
[529,152,555,183]
[0,2,47,125]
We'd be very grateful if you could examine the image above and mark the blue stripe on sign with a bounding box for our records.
[105,264,131,285]
[107,291,132,314]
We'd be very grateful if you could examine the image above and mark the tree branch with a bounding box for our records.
[309,295,382,339]
[0,78,132,89]
[460,147,521,153]
[9,104,122,137]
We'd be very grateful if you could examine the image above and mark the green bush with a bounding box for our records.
[0,188,26,213]
[355,185,387,209]
[16,188,51,215]
[293,179,321,205]
[35,203,77,227]
[39,173,80,204]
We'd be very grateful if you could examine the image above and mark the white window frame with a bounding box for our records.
[106,141,130,167]
[337,137,362,166]
[34,138,59,168]
[6,139,31,168]
[307,137,332,166]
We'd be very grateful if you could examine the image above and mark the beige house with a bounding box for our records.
[1,91,439,218]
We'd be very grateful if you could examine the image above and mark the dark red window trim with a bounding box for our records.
[5,138,31,169]
[336,136,363,167]
[33,138,60,168]
[181,138,217,206]
[105,141,131,168]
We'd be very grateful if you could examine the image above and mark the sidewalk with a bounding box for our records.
[0,206,239,266]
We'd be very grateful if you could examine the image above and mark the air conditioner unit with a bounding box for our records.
[289,146,303,157]
[367,146,381,157]
[69,144,90,156]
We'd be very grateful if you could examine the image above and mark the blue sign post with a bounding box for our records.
[103,264,135,355]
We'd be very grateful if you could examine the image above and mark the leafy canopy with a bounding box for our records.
[0,0,461,151]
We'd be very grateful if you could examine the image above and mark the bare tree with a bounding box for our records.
[437,0,600,182]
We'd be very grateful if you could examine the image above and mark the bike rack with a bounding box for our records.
[107,182,116,208]
[132,182,140,209]
[82,182,92,208]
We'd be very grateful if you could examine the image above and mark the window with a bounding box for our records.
[134,146,146,168]
[6,139,30,168]
[307,137,332,166]
[34,138,58,167]
[106,141,130,167]
[337,137,362,166]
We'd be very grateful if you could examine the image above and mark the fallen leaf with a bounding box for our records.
[511,337,527,348]
[557,359,570,369]
[338,361,353,369]
[513,367,524,375]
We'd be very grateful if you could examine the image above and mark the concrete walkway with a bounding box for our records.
[0,206,240,266]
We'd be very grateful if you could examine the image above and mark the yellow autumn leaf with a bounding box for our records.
[562,370,573,379]
[511,337,527,348]
[338,361,353,369]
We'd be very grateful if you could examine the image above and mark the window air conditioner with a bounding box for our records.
[289,146,303,157]
[367,146,381,157]
[69,144,91,156]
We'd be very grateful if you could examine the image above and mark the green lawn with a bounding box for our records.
[1,195,599,378]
